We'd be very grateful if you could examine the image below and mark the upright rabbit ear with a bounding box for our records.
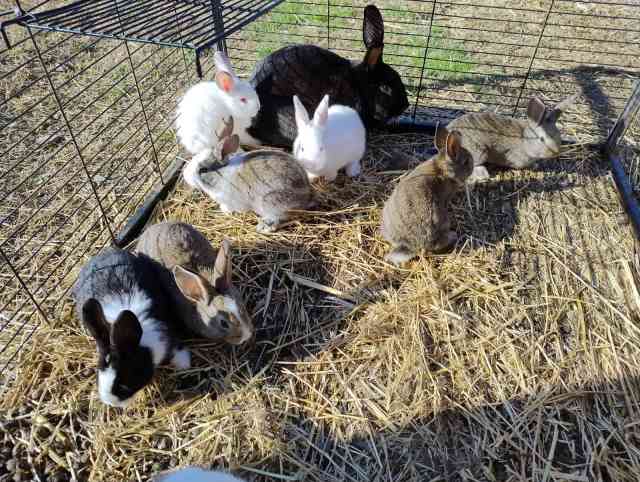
[82,298,110,354]
[213,239,232,293]
[313,95,329,127]
[293,95,310,127]
[527,97,547,126]
[214,51,238,77]
[434,125,449,151]
[173,265,210,303]
[221,134,240,158]
[215,71,235,93]
[445,130,463,161]
[111,311,142,354]
[363,5,384,67]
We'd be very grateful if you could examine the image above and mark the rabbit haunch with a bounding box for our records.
[176,51,260,155]
[293,94,366,181]
[135,222,253,344]
[447,94,577,180]
[72,248,189,407]
[247,5,408,147]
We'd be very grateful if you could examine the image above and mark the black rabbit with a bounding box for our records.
[247,5,409,147]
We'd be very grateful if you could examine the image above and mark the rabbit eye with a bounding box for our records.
[218,316,230,331]
[240,97,247,104]
[380,85,392,96]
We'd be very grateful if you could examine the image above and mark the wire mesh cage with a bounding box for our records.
[1,0,639,384]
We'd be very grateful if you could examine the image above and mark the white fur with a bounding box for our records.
[221,296,252,344]
[100,289,169,366]
[293,95,366,182]
[153,468,246,482]
[176,55,261,155]
[171,349,191,370]
[98,366,131,408]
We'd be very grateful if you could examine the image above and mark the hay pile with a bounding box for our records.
[1,131,640,482]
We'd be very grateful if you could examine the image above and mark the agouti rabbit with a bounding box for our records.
[176,51,261,155]
[186,117,315,233]
[293,94,366,181]
[72,248,190,407]
[381,128,473,266]
[247,5,408,147]
[447,94,577,180]
[136,222,253,345]
[153,467,246,482]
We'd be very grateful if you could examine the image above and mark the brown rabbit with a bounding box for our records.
[380,128,473,266]
[447,94,577,181]
[186,117,315,233]
[136,222,253,345]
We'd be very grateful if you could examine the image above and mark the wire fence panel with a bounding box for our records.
[0,3,201,379]
[227,0,640,140]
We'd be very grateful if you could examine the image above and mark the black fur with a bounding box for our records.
[247,5,408,147]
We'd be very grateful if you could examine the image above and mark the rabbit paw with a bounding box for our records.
[468,166,490,183]
[385,248,415,267]
[218,203,233,213]
[171,348,191,370]
[346,161,361,178]
[256,219,280,234]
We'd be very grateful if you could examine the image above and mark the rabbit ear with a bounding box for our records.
[173,265,210,303]
[221,134,240,158]
[434,125,449,151]
[313,95,329,127]
[293,95,310,127]
[215,71,235,93]
[214,51,238,78]
[82,298,110,354]
[363,5,384,48]
[445,130,464,161]
[111,311,142,354]
[527,97,547,126]
[213,239,232,293]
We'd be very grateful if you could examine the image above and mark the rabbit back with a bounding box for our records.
[325,105,366,170]
[136,221,217,271]
[381,161,458,253]
[448,112,533,168]
[199,150,314,215]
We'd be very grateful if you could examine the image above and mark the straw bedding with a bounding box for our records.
[1,130,639,482]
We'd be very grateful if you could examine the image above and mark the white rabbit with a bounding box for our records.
[176,51,261,155]
[153,467,246,482]
[292,94,366,182]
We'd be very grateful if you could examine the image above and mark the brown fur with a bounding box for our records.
[380,129,473,266]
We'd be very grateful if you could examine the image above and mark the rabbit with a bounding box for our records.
[447,94,578,181]
[153,467,246,482]
[293,94,366,182]
[136,222,253,345]
[247,4,409,147]
[380,128,474,267]
[176,50,261,155]
[188,116,315,233]
[72,247,190,407]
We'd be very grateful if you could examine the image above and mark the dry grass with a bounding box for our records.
[2,130,640,481]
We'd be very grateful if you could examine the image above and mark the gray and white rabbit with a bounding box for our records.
[136,222,253,345]
[381,128,474,266]
[293,94,366,181]
[153,467,246,482]
[186,116,315,233]
[176,51,261,155]
[72,247,190,407]
[447,94,578,181]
